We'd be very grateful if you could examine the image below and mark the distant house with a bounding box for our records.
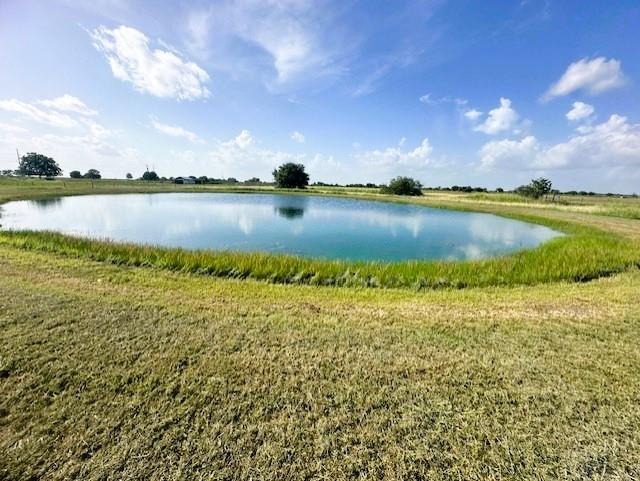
[174,177,196,184]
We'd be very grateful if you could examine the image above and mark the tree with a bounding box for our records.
[126,173,133,179]
[69,170,82,179]
[530,177,552,198]
[18,152,62,178]
[142,170,159,181]
[515,177,553,199]
[273,163,309,188]
[380,176,423,196]
[84,169,101,179]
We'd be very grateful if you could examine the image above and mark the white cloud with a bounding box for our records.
[38,95,97,116]
[90,25,210,100]
[0,99,77,128]
[0,122,28,134]
[184,1,346,88]
[541,114,640,169]
[474,98,519,135]
[420,93,468,106]
[464,109,483,121]
[479,114,640,170]
[291,131,305,143]
[566,101,595,122]
[151,118,202,143]
[479,136,540,170]
[543,57,625,101]
[0,95,138,176]
[226,129,255,149]
[356,138,436,168]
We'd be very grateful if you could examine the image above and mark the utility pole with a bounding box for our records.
[15,148,21,175]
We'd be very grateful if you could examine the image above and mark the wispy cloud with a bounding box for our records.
[0,98,78,128]
[419,93,468,106]
[38,94,98,116]
[184,0,350,90]
[151,118,203,143]
[90,25,210,100]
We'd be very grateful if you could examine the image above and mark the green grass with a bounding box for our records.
[467,191,640,220]
[1,177,639,290]
[1,244,640,480]
[2,177,640,479]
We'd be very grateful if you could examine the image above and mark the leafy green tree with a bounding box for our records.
[69,170,82,179]
[126,173,133,179]
[273,163,309,188]
[83,169,101,179]
[530,177,552,198]
[381,176,423,196]
[18,152,62,178]
[515,177,553,199]
[142,171,159,181]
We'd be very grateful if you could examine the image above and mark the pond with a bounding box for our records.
[0,193,561,262]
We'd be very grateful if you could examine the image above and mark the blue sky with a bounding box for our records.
[0,0,639,192]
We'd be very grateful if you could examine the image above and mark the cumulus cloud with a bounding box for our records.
[151,118,202,143]
[355,138,437,168]
[0,99,77,128]
[479,136,540,170]
[479,114,640,170]
[225,129,254,149]
[543,57,625,101]
[38,94,97,116]
[566,101,595,123]
[291,131,305,143]
[90,25,210,100]
[474,98,519,135]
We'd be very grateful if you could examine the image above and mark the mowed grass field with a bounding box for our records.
[1,177,640,480]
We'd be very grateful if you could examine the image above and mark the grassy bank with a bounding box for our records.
[1,177,640,479]
[1,177,639,289]
[2,242,640,480]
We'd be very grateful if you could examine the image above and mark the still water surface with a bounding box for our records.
[0,193,560,261]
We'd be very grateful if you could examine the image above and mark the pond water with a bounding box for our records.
[0,193,560,262]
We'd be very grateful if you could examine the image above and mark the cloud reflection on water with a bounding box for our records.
[0,193,560,261]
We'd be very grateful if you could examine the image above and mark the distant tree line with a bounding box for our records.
[1,152,636,198]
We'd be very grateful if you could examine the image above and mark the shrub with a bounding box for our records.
[381,177,423,196]
[69,170,82,179]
